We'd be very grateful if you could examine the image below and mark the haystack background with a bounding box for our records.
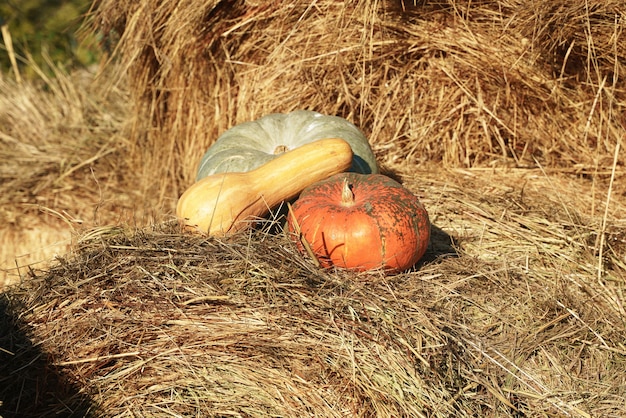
[1,0,625,416]
[91,0,626,190]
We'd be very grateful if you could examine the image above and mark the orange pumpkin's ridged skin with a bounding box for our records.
[288,173,430,272]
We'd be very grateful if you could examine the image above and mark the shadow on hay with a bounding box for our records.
[0,296,96,418]
[420,223,459,265]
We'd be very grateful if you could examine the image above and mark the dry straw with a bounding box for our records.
[88,0,625,195]
[1,168,625,416]
[0,56,136,287]
[1,0,626,416]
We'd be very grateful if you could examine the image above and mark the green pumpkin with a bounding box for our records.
[196,110,378,180]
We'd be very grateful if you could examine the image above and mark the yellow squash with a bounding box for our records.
[176,138,354,235]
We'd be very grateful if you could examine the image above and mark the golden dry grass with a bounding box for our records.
[1,167,625,417]
[0,61,157,287]
[89,0,625,192]
[1,0,626,416]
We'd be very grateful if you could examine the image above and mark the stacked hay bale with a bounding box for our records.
[2,170,625,416]
[2,0,624,286]
[1,0,625,416]
[90,0,624,192]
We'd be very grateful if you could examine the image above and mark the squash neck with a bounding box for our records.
[250,138,353,203]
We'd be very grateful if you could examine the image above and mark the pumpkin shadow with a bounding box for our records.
[0,294,97,417]
[378,164,405,184]
[417,223,460,266]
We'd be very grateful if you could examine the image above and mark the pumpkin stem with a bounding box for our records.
[341,178,355,206]
[273,145,289,154]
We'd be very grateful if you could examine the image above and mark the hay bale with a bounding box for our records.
[2,2,625,414]
[1,169,624,416]
[0,64,136,288]
[90,0,626,199]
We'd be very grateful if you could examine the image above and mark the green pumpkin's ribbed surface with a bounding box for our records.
[196,110,378,180]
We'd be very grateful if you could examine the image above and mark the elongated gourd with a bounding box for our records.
[176,138,354,235]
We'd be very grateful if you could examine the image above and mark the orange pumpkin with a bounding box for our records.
[288,172,430,272]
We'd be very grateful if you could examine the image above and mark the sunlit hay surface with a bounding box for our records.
[90,0,625,197]
[3,0,624,288]
[1,168,624,417]
[0,64,144,288]
[1,1,625,414]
